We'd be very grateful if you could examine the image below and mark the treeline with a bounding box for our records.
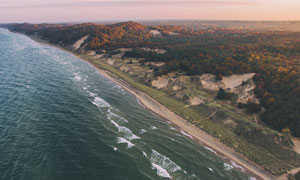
[6,22,300,137]
[123,29,300,137]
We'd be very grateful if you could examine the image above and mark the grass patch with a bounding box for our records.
[84,56,300,176]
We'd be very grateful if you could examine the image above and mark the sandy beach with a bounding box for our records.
[26,34,276,180]
[84,61,276,180]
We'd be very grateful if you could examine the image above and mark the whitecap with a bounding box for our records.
[230,160,245,172]
[107,111,128,123]
[91,97,110,108]
[74,75,81,81]
[169,126,177,131]
[140,129,147,134]
[117,137,135,149]
[143,151,148,157]
[204,146,218,155]
[87,91,97,97]
[150,150,182,173]
[208,167,213,172]
[180,130,193,139]
[224,163,234,171]
[151,126,157,130]
[137,99,145,108]
[113,147,118,151]
[151,163,171,179]
[111,120,140,140]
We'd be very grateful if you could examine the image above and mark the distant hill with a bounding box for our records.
[141,20,300,32]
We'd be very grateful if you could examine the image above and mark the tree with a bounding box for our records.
[216,74,223,81]
[246,103,262,114]
[216,88,226,100]
[282,128,292,137]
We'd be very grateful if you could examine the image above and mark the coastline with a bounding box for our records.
[84,60,275,180]
[25,33,276,180]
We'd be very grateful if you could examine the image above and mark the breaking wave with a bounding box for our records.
[180,130,193,139]
[91,97,111,108]
[117,137,135,149]
[150,150,182,173]
[224,163,234,171]
[151,163,171,179]
[111,120,140,140]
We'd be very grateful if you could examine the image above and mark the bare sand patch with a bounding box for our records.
[172,85,182,91]
[222,73,256,90]
[72,35,89,50]
[119,65,130,72]
[149,30,161,36]
[106,59,115,65]
[200,74,221,91]
[292,138,300,155]
[152,77,169,89]
[189,96,204,105]
[86,51,96,56]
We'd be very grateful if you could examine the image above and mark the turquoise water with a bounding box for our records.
[0,28,254,180]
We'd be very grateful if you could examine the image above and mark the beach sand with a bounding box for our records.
[26,33,277,180]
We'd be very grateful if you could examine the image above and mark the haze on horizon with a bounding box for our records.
[1,0,300,23]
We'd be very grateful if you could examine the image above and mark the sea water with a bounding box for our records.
[0,28,254,180]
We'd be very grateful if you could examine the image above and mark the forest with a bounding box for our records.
[3,21,300,138]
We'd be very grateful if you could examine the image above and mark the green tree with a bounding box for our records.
[216,88,226,100]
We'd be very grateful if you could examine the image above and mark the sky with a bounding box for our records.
[0,0,300,23]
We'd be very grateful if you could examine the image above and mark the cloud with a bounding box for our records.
[0,0,257,8]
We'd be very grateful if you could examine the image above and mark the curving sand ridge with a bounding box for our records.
[72,35,89,50]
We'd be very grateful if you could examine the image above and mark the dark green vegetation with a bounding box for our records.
[83,55,300,176]
[2,21,300,175]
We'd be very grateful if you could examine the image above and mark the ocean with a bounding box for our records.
[0,28,254,180]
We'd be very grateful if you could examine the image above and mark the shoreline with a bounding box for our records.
[85,60,275,180]
[25,33,276,180]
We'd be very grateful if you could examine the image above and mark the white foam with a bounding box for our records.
[137,99,145,108]
[107,111,128,123]
[169,126,177,131]
[224,163,234,171]
[230,160,245,172]
[180,130,193,139]
[140,129,147,134]
[117,137,135,149]
[143,152,148,157]
[111,120,140,140]
[208,167,213,172]
[150,150,182,173]
[91,97,110,108]
[151,126,157,130]
[204,146,218,155]
[151,163,171,179]
[74,75,81,81]
[87,91,97,97]
[113,147,118,151]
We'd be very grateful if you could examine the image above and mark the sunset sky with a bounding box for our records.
[1,0,300,23]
